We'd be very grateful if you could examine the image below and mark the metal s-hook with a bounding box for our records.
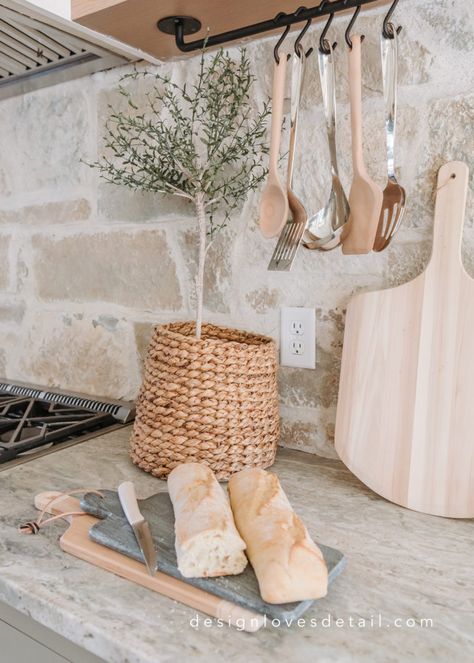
[294,14,314,58]
[345,6,365,49]
[274,16,291,64]
[382,0,402,39]
[319,12,337,55]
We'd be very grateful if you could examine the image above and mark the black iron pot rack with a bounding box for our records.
[157,0,400,54]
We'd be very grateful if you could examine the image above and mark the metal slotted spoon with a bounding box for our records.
[303,40,349,251]
[373,26,406,251]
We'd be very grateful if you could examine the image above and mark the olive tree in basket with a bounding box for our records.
[92,49,270,339]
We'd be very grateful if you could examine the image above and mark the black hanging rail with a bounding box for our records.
[157,0,398,54]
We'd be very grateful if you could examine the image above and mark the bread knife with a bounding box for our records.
[118,481,157,576]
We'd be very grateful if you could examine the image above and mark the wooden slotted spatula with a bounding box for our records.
[336,161,474,518]
[341,35,383,254]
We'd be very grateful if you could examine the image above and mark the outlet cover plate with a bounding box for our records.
[280,307,316,369]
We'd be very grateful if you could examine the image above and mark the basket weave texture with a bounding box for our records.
[130,322,280,480]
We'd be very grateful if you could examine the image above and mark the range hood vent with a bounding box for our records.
[0,1,157,100]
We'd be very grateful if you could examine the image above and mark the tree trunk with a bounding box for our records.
[194,192,207,340]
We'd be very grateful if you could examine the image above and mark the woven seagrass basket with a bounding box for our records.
[130,322,280,480]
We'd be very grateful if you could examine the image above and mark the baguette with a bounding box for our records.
[167,463,247,578]
[228,468,328,604]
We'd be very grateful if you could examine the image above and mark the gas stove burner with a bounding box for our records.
[0,381,135,469]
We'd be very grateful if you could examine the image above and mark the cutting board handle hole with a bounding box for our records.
[437,172,457,191]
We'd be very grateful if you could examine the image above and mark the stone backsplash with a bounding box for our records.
[0,0,472,458]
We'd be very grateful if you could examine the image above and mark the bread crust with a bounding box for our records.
[228,468,328,603]
[168,463,247,578]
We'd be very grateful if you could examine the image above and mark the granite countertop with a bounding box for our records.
[0,428,472,663]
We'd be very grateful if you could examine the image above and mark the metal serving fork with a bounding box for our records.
[268,47,307,271]
[373,26,406,252]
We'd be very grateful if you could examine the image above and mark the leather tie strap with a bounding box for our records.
[19,488,104,535]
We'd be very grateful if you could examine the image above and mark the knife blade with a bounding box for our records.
[118,481,157,576]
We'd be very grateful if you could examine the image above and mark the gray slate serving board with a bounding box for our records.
[81,490,346,621]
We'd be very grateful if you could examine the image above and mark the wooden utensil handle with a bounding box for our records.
[429,161,469,270]
[348,35,364,172]
[269,55,287,171]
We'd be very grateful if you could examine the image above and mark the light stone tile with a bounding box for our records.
[134,320,155,367]
[384,240,432,286]
[280,407,339,459]
[97,182,194,222]
[245,286,281,314]
[0,302,25,324]
[12,311,140,400]
[413,93,474,225]
[0,235,10,290]
[0,198,92,225]
[0,83,91,195]
[31,229,182,310]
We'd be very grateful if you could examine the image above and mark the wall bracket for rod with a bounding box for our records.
[157,16,202,38]
[157,0,390,54]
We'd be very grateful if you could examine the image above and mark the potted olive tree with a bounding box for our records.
[93,49,280,480]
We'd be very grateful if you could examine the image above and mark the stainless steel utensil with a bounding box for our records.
[268,48,307,271]
[303,42,349,251]
[118,481,157,576]
[373,27,406,251]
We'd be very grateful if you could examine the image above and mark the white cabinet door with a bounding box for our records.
[0,618,68,663]
[0,603,106,663]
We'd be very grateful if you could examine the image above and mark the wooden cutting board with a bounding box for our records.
[35,491,264,632]
[335,161,474,518]
[78,489,346,621]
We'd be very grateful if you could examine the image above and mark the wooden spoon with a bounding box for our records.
[341,35,383,254]
[259,54,288,239]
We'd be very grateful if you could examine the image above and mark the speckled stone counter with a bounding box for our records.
[0,429,472,663]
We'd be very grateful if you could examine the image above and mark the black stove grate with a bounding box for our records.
[0,393,122,465]
[0,381,128,418]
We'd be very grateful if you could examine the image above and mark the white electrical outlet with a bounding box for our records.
[291,321,304,335]
[290,340,304,355]
[280,307,316,369]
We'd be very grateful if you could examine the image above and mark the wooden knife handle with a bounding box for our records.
[118,481,143,526]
